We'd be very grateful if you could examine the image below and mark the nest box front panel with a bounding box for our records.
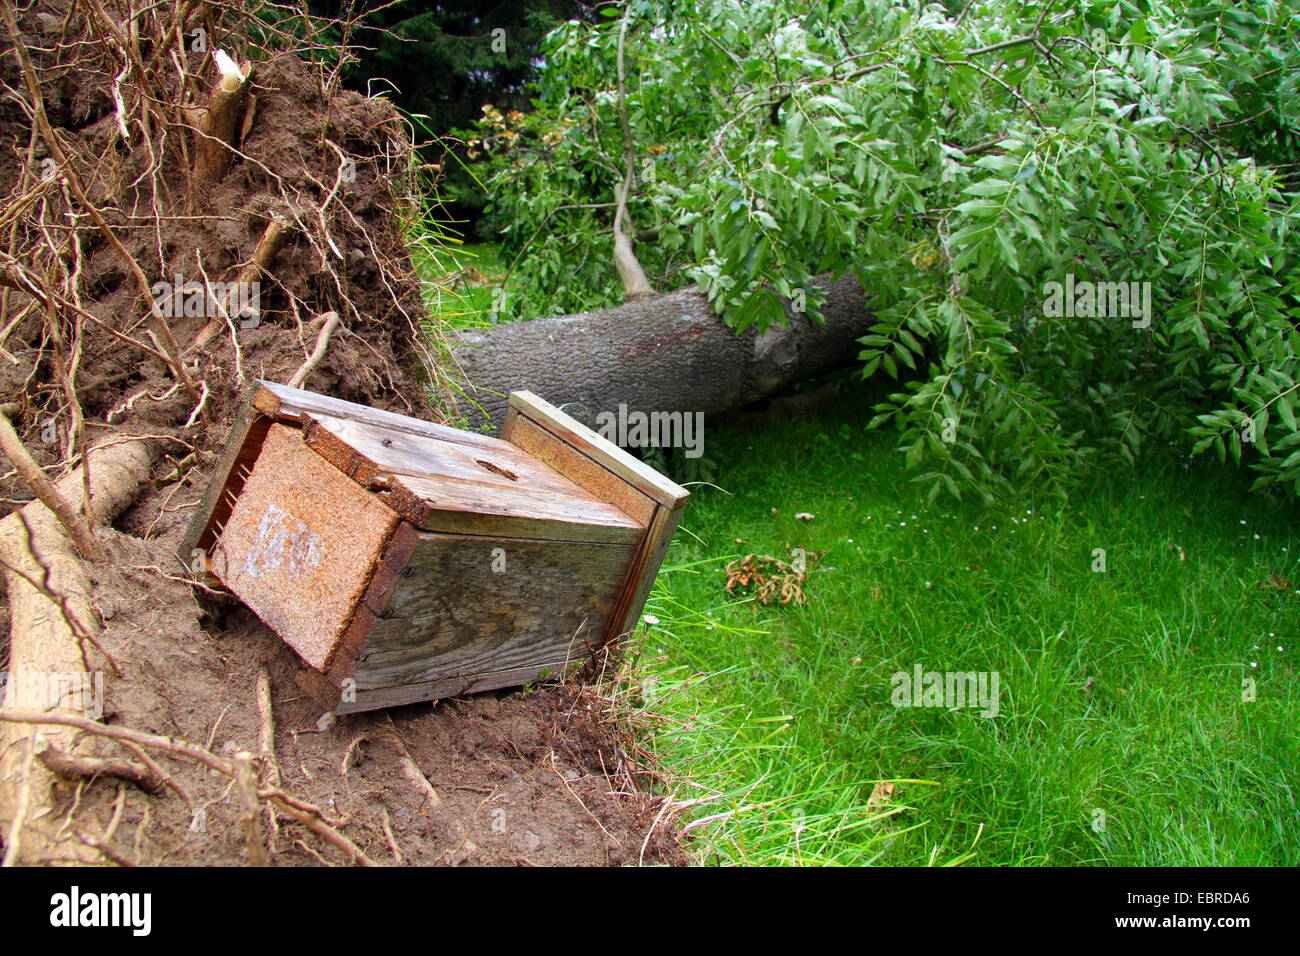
[214,423,402,672]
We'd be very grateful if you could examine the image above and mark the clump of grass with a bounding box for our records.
[408,229,502,430]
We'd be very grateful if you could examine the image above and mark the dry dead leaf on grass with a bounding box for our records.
[867,781,897,811]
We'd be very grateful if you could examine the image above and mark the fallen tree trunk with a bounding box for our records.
[450,274,873,431]
[0,438,154,865]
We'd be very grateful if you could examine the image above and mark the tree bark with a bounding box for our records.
[450,274,873,431]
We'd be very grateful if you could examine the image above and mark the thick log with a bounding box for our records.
[450,274,872,430]
[0,438,154,864]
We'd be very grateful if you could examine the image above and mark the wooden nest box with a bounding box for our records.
[182,381,688,714]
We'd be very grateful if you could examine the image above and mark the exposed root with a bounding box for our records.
[287,311,341,388]
[0,708,376,866]
[34,737,166,797]
[0,410,102,561]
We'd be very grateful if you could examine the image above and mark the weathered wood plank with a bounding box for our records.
[304,412,634,522]
[253,380,508,452]
[394,471,642,543]
[213,424,401,672]
[350,531,635,694]
[336,661,580,714]
[503,414,658,527]
[297,413,642,543]
[179,381,274,569]
[505,391,690,509]
[603,501,686,646]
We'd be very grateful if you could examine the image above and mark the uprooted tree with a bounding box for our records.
[13,0,1296,867]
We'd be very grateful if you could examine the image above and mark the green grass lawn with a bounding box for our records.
[411,240,510,330]
[629,389,1299,866]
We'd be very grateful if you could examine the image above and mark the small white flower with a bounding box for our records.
[642,614,660,626]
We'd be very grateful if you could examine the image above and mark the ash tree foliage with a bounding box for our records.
[474,0,1300,504]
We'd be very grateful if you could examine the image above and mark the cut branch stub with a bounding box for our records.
[194,51,253,185]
